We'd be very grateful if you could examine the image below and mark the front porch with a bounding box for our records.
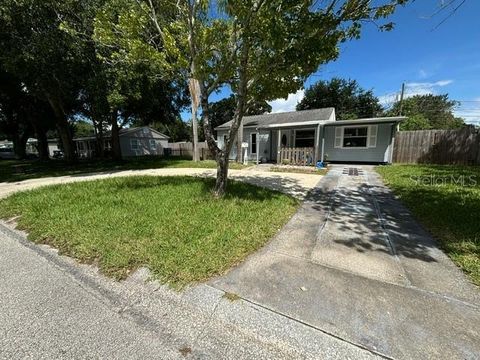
[266,126,323,166]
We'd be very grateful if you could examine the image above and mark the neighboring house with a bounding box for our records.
[47,126,170,159]
[215,108,405,164]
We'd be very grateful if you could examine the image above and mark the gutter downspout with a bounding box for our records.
[256,128,260,165]
[321,126,325,163]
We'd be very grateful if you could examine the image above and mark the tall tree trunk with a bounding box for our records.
[214,150,229,197]
[189,77,200,162]
[110,111,122,161]
[93,117,105,158]
[56,122,76,162]
[236,119,243,163]
[34,125,49,161]
[46,95,76,162]
[12,132,28,159]
[29,114,49,161]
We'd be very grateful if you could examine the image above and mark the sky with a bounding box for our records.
[182,0,480,124]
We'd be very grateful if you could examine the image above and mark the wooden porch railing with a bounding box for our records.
[278,147,314,166]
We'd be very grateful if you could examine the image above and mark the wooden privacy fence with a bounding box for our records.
[168,141,213,160]
[393,127,480,165]
[278,147,314,166]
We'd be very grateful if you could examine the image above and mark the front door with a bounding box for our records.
[280,130,291,147]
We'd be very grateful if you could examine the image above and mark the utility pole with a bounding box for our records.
[398,82,406,116]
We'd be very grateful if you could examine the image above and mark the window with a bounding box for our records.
[334,125,378,149]
[130,139,139,150]
[343,127,368,148]
[294,129,315,148]
[250,133,257,154]
[149,139,156,150]
[77,141,85,151]
[223,135,227,149]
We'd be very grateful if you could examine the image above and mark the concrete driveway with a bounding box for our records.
[0,167,320,200]
[210,165,480,359]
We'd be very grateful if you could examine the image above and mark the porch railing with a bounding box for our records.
[278,147,315,166]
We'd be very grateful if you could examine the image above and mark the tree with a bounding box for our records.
[296,78,383,119]
[94,0,188,160]
[202,95,271,140]
[399,114,431,131]
[73,120,95,138]
[151,118,192,142]
[388,94,465,130]
[194,0,409,196]
[0,0,97,162]
[95,0,409,196]
[0,68,55,160]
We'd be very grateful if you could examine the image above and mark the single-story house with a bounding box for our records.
[215,108,405,164]
[48,126,170,159]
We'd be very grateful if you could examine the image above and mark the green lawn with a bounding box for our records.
[0,157,248,183]
[376,164,480,286]
[0,176,298,287]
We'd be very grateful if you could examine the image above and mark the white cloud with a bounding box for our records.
[378,93,400,106]
[379,80,454,107]
[268,90,305,113]
[405,80,453,97]
[454,98,480,125]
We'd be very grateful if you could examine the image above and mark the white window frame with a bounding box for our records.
[149,139,156,150]
[250,132,257,155]
[334,125,378,149]
[130,138,140,151]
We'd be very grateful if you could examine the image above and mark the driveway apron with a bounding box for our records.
[210,165,480,360]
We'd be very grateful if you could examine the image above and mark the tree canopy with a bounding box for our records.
[387,94,465,130]
[296,78,383,119]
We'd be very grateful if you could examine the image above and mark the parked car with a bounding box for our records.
[0,147,15,159]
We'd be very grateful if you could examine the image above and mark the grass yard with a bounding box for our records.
[376,164,480,286]
[0,157,248,183]
[0,176,298,287]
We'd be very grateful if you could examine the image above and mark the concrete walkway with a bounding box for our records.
[211,165,480,359]
[0,167,320,200]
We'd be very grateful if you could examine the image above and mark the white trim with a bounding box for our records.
[258,120,326,128]
[325,116,405,126]
[334,127,342,148]
[130,138,140,151]
[149,139,156,150]
[367,125,378,148]
[339,125,370,149]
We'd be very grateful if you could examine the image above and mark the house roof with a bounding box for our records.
[323,116,406,126]
[71,126,169,141]
[119,126,169,139]
[215,108,335,130]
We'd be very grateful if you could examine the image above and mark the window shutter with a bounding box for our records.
[334,127,342,148]
[368,125,377,148]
